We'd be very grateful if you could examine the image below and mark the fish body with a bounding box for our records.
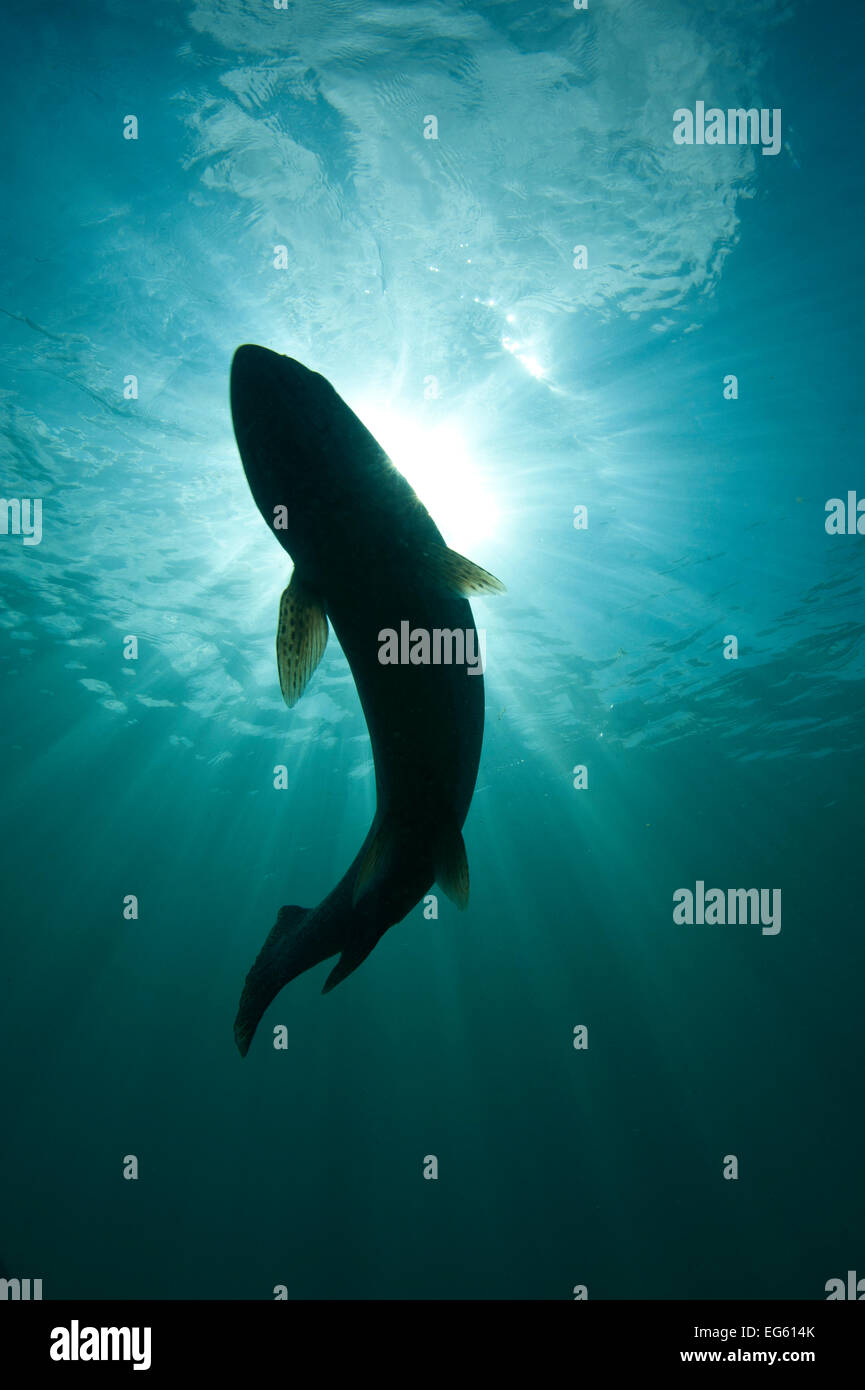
[230,345,503,1054]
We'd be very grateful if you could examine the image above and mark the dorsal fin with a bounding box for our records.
[418,544,506,597]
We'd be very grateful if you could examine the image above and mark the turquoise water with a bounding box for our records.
[1,0,862,1299]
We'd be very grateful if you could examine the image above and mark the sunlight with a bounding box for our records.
[353,404,500,554]
[501,334,546,380]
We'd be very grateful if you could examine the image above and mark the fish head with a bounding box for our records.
[230,343,382,562]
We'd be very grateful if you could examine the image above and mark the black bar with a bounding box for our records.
[1,1300,861,1376]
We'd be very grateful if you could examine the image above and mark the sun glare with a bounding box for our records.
[353,404,500,554]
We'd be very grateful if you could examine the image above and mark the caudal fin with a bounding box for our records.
[234,904,322,1056]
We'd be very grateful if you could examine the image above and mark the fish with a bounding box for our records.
[230,345,504,1055]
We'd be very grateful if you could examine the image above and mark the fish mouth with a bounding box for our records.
[231,344,315,393]
[231,342,280,396]
[230,345,328,442]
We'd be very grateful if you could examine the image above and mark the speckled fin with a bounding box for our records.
[276,571,328,707]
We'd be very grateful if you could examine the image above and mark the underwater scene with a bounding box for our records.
[1,0,863,1302]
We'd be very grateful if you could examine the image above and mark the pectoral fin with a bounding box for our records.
[421,544,506,597]
[276,571,328,707]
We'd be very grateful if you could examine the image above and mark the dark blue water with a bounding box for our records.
[1,0,862,1299]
